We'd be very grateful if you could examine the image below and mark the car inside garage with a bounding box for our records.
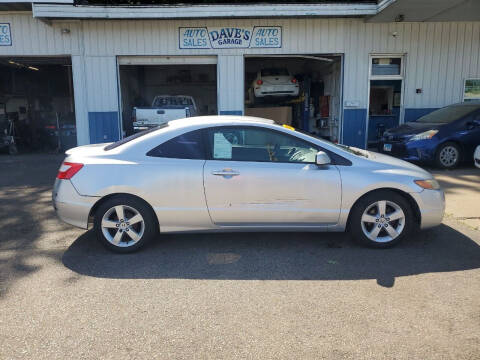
[0,56,76,154]
[118,56,217,136]
[244,55,342,142]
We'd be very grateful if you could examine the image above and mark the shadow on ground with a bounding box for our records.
[0,154,73,298]
[63,224,480,287]
[431,166,480,195]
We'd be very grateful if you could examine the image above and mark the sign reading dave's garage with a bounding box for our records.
[179,26,281,49]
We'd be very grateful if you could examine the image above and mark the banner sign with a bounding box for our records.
[179,26,281,49]
[0,24,12,46]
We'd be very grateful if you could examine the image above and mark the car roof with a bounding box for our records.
[167,115,275,128]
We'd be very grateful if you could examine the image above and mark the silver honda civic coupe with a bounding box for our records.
[52,116,445,253]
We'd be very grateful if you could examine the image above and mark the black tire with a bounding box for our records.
[348,190,415,248]
[435,142,461,169]
[94,195,158,253]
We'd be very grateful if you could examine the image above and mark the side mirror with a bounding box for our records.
[316,151,331,166]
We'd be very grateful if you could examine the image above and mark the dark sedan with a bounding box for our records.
[378,102,480,168]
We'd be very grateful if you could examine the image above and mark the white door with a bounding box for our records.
[203,126,342,225]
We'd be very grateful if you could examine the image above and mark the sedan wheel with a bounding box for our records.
[94,195,157,253]
[436,143,461,169]
[349,190,414,248]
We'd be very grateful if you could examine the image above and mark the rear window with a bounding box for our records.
[104,124,167,151]
[261,68,289,77]
[417,104,480,124]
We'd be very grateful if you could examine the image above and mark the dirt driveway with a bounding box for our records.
[0,154,479,360]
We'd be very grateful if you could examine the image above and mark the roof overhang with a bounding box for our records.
[367,0,480,22]
[32,3,380,19]
[10,0,477,22]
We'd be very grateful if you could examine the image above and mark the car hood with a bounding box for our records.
[365,150,433,179]
[384,122,443,137]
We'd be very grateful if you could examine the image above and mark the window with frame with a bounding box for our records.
[208,127,318,163]
[371,57,402,76]
[147,129,205,159]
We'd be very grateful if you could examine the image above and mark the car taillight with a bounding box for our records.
[256,79,263,85]
[57,162,84,180]
[291,78,297,83]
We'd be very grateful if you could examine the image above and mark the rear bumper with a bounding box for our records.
[254,85,299,97]
[410,189,445,229]
[52,179,99,229]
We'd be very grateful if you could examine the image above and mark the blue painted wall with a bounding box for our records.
[404,108,438,122]
[88,112,120,144]
[343,108,367,148]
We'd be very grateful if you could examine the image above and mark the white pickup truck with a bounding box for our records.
[132,95,197,131]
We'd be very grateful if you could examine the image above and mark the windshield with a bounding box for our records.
[153,96,193,107]
[417,104,480,124]
[104,124,168,151]
[294,128,368,158]
[261,68,289,77]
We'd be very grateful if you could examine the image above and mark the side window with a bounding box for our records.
[147,129,205,159]
[208,127,318,163]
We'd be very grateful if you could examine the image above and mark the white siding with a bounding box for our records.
[2,13,480,143]
[217,55,244,113]
[0,13,81,55]
[84,56,119,111]
[76,18,480,110]
[71,55,89,145]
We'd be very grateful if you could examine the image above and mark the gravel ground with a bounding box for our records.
[0,154,479,360]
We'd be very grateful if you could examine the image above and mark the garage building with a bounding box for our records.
[1,0,480,152]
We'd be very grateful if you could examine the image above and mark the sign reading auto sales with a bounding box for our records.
[179,26,281,49]
[0,24,12,46]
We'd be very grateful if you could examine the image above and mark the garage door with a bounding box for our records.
[118,56,217,137]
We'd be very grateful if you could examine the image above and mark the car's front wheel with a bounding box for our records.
[349,191,415,248]
[94,195,158,253]
[436,142,461,169]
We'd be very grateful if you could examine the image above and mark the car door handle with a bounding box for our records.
[211,169,240,176]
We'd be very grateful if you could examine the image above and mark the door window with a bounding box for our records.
[208,127,318,163]
[147,129,205,159]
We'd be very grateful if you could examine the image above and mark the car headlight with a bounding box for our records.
[409,130,438,141]
[414,179,441,190]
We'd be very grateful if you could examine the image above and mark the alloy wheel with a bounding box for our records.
[360,200,405,243]
[439,146,459,167]
[101,205,145,247]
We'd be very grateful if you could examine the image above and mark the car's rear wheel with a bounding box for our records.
[94,195,157,253]
[348,191,414,248]
[436,142,461,169]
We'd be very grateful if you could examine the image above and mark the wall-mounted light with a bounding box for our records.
[390,31,398,38]
[61,28,71,34]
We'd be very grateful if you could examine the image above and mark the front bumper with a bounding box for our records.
[52,179,99,229]
[378,139,438,163]
[410,189,445,229]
